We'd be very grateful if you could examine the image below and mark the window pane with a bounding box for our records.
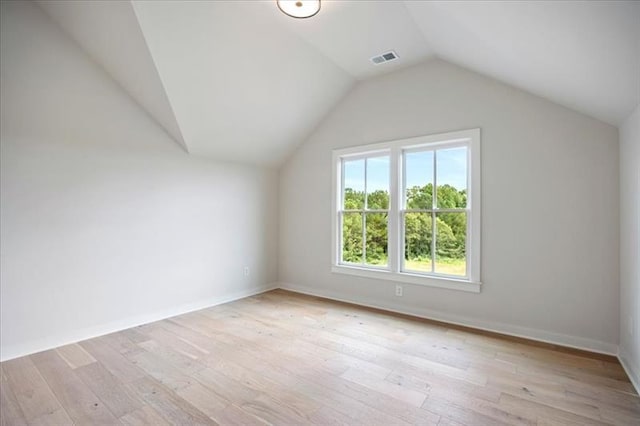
[343,159,364,209]
[435,212,466,276]
[403,212,432,272]
[342,212,363,263]
[405,151,434,209]
[365,213,388,266]
[436,147,467,208]
[366,156,389,209]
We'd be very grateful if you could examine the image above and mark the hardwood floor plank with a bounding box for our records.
[564,384,640,414]
[205,354,322,415]
[436,418,466,426]
[24,409,73,426]
[2,356,72,425]
[127,349,196,391]
[120,328,152,344]
[99,331,146,357]
[240,393,314,425]
[160,319,234,355]
[209,404,269,426]
[498,392,611,425]
[598,405,640,425]
[80,336,147,383]
[386,368,502,404]
[423,395,515,426]
[191,367,260,405]
[74,361,145,418]
[119,405,171,426]
[127,376,217,425]
[486,369,605,421]
[517,360,636,395]
[139,323,210,358]
[137,339,206,376]
[340,366,428,407]
[311,374,437,425]
[307,403,370,426]
[174,382,228,418]
[30,350,119,424]
[0,365,27,426]
[55,343,96,369]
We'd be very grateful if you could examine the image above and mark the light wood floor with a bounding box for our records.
[1,290,638,426]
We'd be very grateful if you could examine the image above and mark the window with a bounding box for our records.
[332,129,481,293]
[341,155,390,267]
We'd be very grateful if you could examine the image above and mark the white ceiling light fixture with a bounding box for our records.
[277,0,320,19]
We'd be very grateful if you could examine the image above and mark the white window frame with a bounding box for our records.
[331,128,481,293]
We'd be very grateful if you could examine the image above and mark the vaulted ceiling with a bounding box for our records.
[37,1,639,166]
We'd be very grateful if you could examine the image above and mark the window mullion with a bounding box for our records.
[364,157,368,211]
[431,150,437,273]
[340,159,345,210]
[337,159,345,265]
[361,212,366,265]
[388,146,399,273]
[362,158,367,264]
[399,148,405,273]
[337,210,342,264]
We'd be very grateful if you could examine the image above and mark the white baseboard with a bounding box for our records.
[619,350,640,395]
[277,282,619,356]
[0,284,279,362]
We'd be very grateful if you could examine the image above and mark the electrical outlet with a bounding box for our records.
[243,266,250,277]
[395,285,403,297]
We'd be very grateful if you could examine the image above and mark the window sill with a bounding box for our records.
[331,265,481,293]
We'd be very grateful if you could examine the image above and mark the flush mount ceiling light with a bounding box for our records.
[277,0,320,19]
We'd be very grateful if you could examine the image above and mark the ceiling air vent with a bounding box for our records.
[370,51,398,65]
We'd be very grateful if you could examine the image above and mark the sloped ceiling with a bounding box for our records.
[131,1,353,165]
[37,0,188,152]
[405,1,640,128]
[261,1,434,79]
[36,1,639,166]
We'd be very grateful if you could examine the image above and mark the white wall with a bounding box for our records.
[0,1,278,361]
[279,59,620,354]
[620,104,640,388]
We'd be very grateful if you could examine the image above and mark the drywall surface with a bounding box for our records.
[0,1,278,361]
[37,0,188,151]
[620,104,640,388]
[279,59,619,353]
